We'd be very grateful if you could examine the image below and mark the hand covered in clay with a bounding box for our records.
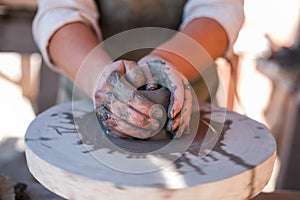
[138,56,193,138]
[94,60,165,139]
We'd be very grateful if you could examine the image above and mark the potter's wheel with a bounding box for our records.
[25,100,276,200]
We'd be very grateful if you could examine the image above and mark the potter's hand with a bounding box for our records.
[138,56,193,138]
[94,60,165,139]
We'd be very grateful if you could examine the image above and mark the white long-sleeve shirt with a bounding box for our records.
[32,0,244,68]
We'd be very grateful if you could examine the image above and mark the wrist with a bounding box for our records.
[140,50,198,82]
[76,51,112,100]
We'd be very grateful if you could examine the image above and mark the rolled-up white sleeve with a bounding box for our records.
[32,0,101,69]
[180,0,245,56]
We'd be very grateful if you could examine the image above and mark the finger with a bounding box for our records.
[97,104,161,139]
[166,79,193,137]
[171,79,193,138]
[139,63,156,86]
[125,66,146,88]
[166,113,181,133]
[170,125,191,140]
[108,60,126,73]
[97,60,140,94]
[99,60,146,96]
[96,105,132,138]
[108,60,146,88]
[104,112,157,139]
[146,60,185,119]
[110,96,161,130]
[106,71,164,119]
[110,118,158,139]
[94,87,111,107]
[97,60,126,89]
[122,60,137,69]
[96,104,115,126]
[170,83,193,132]
[97,110,132,139]
[95,76,163,130]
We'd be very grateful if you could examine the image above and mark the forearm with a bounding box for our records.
[150,18,228,81]
[181,18,228,59]
[48,22,111,97]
